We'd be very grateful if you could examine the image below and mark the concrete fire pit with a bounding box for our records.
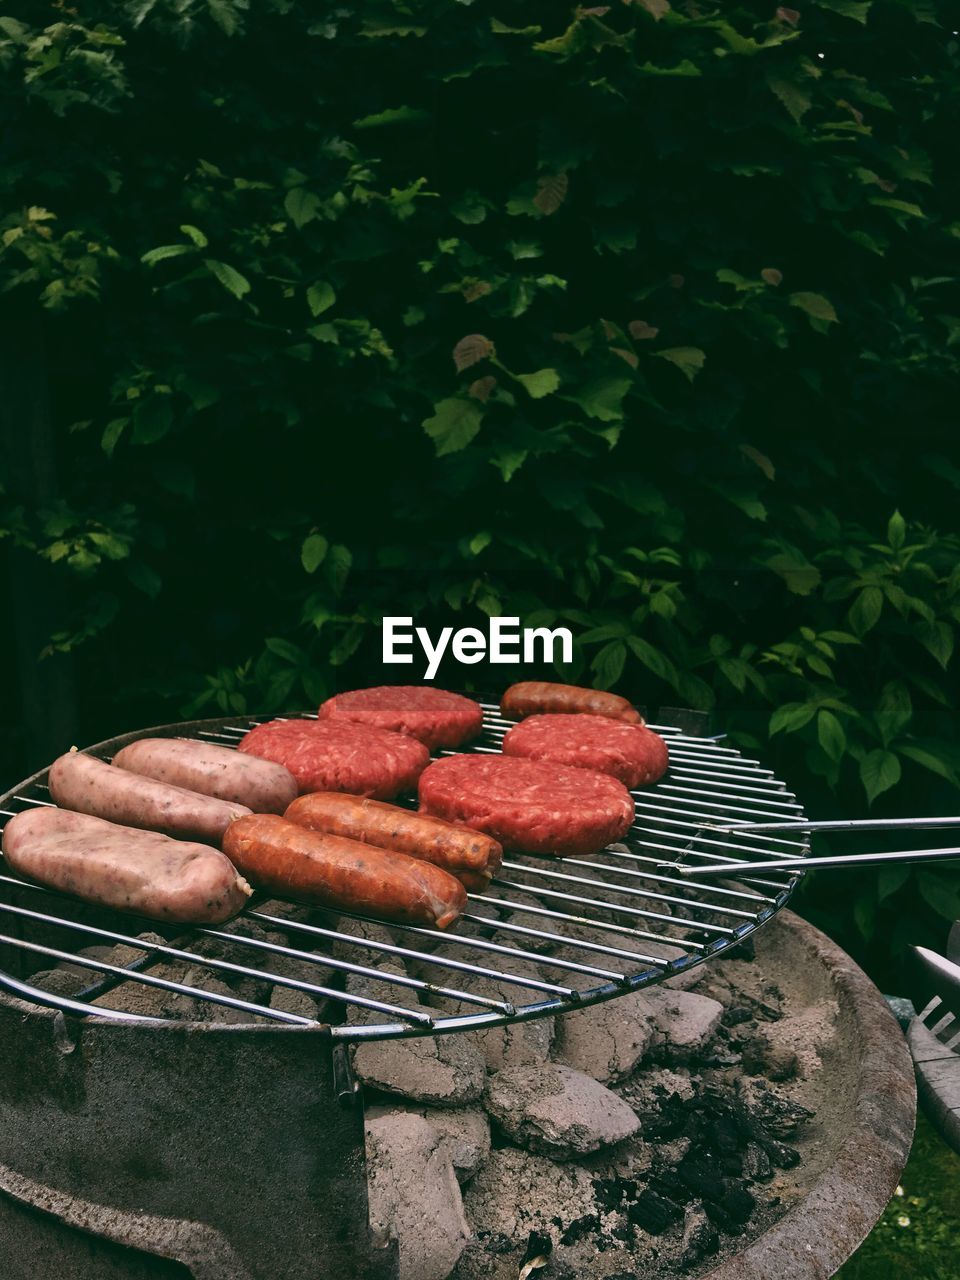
[366,909,915,1280]
[701,910,916,1280]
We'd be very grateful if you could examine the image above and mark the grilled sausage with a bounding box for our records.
[2,808,252,924]
[500,681,643,725]
[223,814,466,929]
[283,792,502,890]
[49,749,251,844]
[113,738,297,815]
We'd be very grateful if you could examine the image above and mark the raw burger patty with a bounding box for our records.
[318,686,483,749]
[418,755,634,857]
[502,715,669,789]
[238,718,429,800]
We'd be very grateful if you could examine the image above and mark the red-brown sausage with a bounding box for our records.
[113,738,297,814]
[500,681,643,725]
[49,749,252,844]
[2,808,252,924]
[283,792,502,890]
[223,814,466,929]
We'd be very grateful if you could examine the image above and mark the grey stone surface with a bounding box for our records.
[366,1111,471,1280]
[552,989,656,1083]
[268,985,319,1019]
[484,1063,640,1159]
[644,987,723,1061]
[367,1103,491,1184]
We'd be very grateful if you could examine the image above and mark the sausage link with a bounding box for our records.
[49,749,251,844]
[500,681,643,725]
[284,793,502,883]
[113,738,297,814]
[223,814,466,929]
[2,808,251,924]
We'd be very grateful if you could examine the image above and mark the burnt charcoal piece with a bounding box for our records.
[679,1203,720,1270]
[744,1087,813,1138]
[560,1215,600,1246]
[520,1230,553,1267]
[627,1189,683,1235]
[742,1142,773,1182]
[719,1184,756,1224]
[676,1156,725,1203]
[764,1139,802,1169]
[723,1005,754,1027]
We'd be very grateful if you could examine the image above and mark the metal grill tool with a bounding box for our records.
[0,706,808,1038]
[672,815,960,877]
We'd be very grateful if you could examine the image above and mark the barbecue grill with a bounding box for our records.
[0,703,811,1280]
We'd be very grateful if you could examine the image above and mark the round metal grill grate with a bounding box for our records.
[0,706,808,1039]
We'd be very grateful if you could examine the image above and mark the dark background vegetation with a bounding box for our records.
[0,0,958,991]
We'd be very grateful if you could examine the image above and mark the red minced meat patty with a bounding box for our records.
[238,719,429,800]
[418,755,634,857]
[502,714,669,789]
[317,685,483,750]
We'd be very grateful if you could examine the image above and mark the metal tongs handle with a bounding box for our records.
[671,814,960,877]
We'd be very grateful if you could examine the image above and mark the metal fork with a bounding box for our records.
[911,923,960,1052]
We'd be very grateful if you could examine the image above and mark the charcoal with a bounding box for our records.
[763,1139,801,1169]
[741,1142,773,1182]
[722,1005,754,1027]
[718,1184,755,1224]
[679,1202,719,1270]
[626,1189,682,1235]
[560,1214,600,1245]
[593,1177,638,1213]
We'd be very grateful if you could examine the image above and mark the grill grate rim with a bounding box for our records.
[0,704,807,1039]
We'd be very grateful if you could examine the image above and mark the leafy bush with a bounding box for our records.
[1,0,958,970]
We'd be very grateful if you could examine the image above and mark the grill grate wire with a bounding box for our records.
[0,705,807,1039]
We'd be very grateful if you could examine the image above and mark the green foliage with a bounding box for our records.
[1,0,958,965]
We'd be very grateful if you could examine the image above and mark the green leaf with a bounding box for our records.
[886,509,905,550]
[284,187,322,229]
[326,544,352,593]
[301,533,329,574]
[817,710,846,762]
[848,586,883,636]
[101,418,128,457]
[307,281,336,317]
[591,640,626,689]
[789,292,838,328]
[918,872,960,922]
[131,398,173,446]
[141,244,194,267]
[265,637,307,665]
[179,224,208,248]
[765,553,821,596]
[898,745,959,787]
[515,368,560,399]
[860,748,901,804]
[204,259,251,299]
[874,680,912,746]
[813,0,872,22]
[126,562,162,598]
[567,377,632,421]
[353,106,430,129]
[916,620,954,669]
[769,702,817,735]
[423,398,484,456]
[490,447,527,482]
[765,72,811,124]
[654,347,705,382]
[468,530,491,555]
[876,865,910,902]
[633,0,671,18]
[580,623,629,644]
[626,636,679,685]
